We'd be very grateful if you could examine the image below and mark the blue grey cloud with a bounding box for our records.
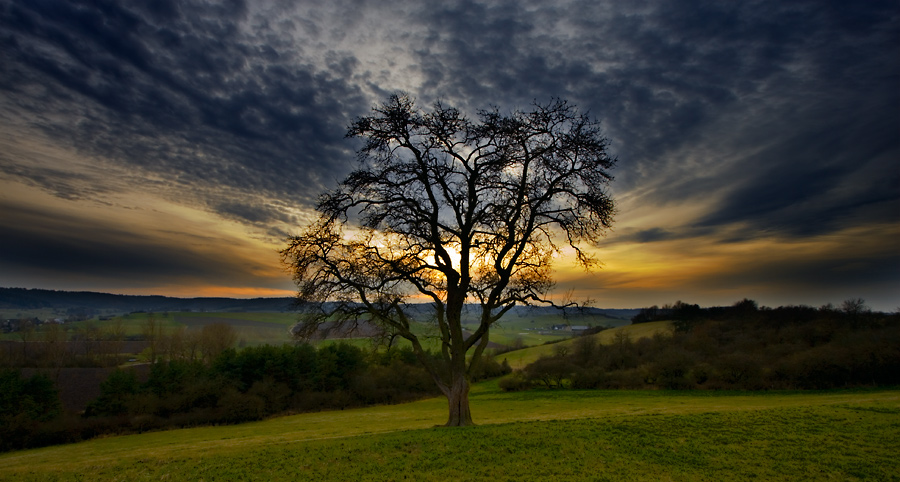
[1,0,366,209]
[408,0,899,239]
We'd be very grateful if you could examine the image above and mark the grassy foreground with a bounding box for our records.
[1,385,897,481]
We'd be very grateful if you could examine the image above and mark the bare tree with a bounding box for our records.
[282,94,617,426]
[183,329,203,362]
[199,323,237,363]
[42,322,68,376]
[18,318,36,362]
[142,313,162,364]
[107,317,127,364]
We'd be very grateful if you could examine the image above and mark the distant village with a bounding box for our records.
[549,323,593,335]
[2,310,125,334]
[3,316,599,335]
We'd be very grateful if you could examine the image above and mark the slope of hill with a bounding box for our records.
[498,320,674,369]
[0,385,895,480]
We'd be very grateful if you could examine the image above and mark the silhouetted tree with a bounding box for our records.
[631,305,660,324]
[283,94,617,426]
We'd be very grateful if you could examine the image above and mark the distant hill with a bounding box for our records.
[0,287,295,313]
[0,287,642,319]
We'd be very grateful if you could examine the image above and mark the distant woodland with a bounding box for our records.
[503,299,899,391]
[0,287,636,322]
[2,337,510,452]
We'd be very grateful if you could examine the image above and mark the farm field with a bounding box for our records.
[1,386,897,481]
[4,310,622,351]
[0,312,298,346]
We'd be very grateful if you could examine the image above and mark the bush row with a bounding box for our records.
[503,302,900,391]
[2,342,508,452]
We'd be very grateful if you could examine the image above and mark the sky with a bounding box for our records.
[1,0,898,311]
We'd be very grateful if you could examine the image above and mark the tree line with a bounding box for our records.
[1,341,509,452]
[501,300,900,391]
[0,316,243,370]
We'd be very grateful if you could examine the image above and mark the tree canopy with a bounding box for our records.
[282,94,617,426]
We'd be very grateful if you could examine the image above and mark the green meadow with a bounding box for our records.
[499,320,674,369]
[2,309,623,348]
[3,312,898,480]
[1,384,897,481]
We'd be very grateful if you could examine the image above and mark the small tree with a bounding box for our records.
[283,94,616,426]
[84,368,140,417]
[141,313,163,363]
[42,322,69,376]
[107,317,127,364]
[18,319,36,362]
[199,323,237,363]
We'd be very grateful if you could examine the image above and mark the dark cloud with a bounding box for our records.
[0,202,275,288]
[1,0,366,212]
[0,0,897,306]
[690,242,900,308]
[617,228,678,244]
[0,162,112,201]
[214,199,295,226]
[410,0,899,238]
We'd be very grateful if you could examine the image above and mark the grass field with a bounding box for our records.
[2,309,624,348]
[1,384,897,481]
[499,320,674,369]
[0,312,298,345]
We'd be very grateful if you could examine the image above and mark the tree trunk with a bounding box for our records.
[445,371,474,427]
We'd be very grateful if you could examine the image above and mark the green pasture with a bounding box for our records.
[500,320,674,369]
[0,308,62,322]
[1,386,896,480]
[1,312,180,341]
[471,311,628,347]
[3,309,621,349]
[0,312,298,346]
[2,312,667,366]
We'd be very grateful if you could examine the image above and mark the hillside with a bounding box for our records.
[0,385,896,480]
[1,288,640,319]
[499,320,674,369]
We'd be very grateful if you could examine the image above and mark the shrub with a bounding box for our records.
[524,357,578,389]
[570,367,608,389]
[571,336,599,367]
[607,367,650,389]
[716,353,763,388]
[314,343,367,392]
[247,378,293,414]
[84,368,139,417]
[0,370,61,422]
[651,347,697,390]
[498,372,532,392]
[217,389,265,423]
[469,354,512,382]
[351,362,437,404]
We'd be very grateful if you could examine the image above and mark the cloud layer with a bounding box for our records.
[1,0,897,308]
